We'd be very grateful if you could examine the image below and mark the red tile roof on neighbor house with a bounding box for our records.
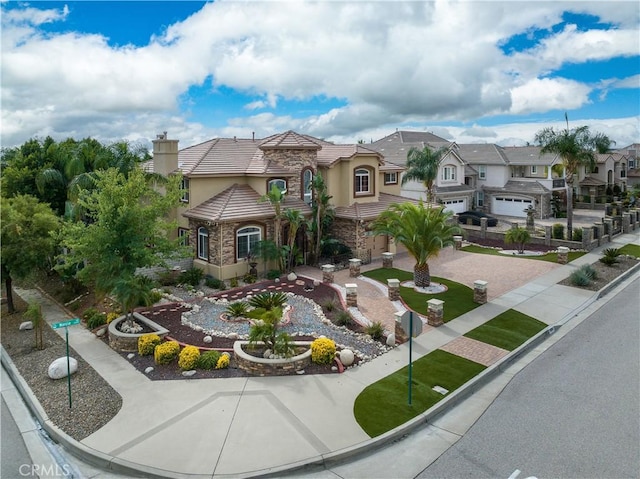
[183,183,312,223]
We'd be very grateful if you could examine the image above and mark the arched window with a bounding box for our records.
[237,226,261,261]
[267,178,287,193]
[302,169,313,205]
[354,167,372,195]
[197,227,208,260]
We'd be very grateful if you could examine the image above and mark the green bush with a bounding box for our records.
[248,292,288,310]
[600,248,621,266]
[335,310,353,327]
[157,270,179,286]
[569,264,597,287]
[179,267,204,287]
[320,298,336,312]
[230,277,239,288]
[138,333,161,356]
[266,269,281,280]
[154,341,180,365]
[225,301,250,318]
[216,353,230,369]
[552,223,565,240]
[243,273,256,284]
[83,308,107,329]
[365,321,384,340]
[198,350,222,370]
[82,307,100,321]
[311,337,336,364]
[572,228,583,242]
[178,345,201,371]
[205,276,225,289]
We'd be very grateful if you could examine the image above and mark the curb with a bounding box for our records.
[3,262,638,479]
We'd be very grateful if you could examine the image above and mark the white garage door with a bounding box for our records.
[492,196,533,217]
[442,198,467,213]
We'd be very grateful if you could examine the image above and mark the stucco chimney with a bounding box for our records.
[152,132,179,177]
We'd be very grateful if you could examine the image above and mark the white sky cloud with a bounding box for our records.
[1,1,638,149]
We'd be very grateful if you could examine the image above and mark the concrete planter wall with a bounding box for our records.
[233,341,312,376]
[108,312,170,352]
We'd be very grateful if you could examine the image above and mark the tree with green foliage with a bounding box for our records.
[1,195,60,313]
[535,114,613,240]
[371,202,461,287]
[402,145,449,203]
[111,275,156,326]
[23,302,45,350]
[259,184,287,269]
[308,173,335,264]
[57,168,185,297]
[504,226,531,254]
[283,208,306,272]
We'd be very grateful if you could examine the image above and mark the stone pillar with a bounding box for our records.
[427,299,444,327]
[480,217,488,239]
[382,252,394,268]
[321,264,335,284]
[453,235,463,250]
[387,279,400,301]
[544,225,552,246]
[473,280,488,304]
[557,246,569,264]
[593,223,604,246]
[622,213,631,233]
[345,283,358,308]
[604,218,613,236]
[349,258,362,278]
[581,227,592,250]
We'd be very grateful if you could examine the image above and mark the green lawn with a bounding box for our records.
[354,350,486,437]
[362,268,480,322]
[461,244,586,263]
[618,243,640,258]
[464,310,547,351]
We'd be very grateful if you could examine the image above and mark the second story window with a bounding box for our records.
[302,169,313,205]
[355,168,371,195]
[442,166,456,181]
[384,172,398,185]
[268,178,287,193]
[181,177,190,203]
[178,228,189,247]
[478,165,486,180]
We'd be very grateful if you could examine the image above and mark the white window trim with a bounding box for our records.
[268,178,287,193]
[197,227,208,260]
[181,177,190,203]
[236,226,262,261]
[478,165,486,180]
[384,172,398,185]
[531,165,538,175]
[442,165,456,182]
[355,168,371,194]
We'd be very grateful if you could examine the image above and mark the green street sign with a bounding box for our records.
[51,318,80,329]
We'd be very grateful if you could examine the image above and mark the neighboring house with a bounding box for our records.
[148,131,407,280]
[576,151,629,201]
[369,131,562,218]
[616,144,639,189]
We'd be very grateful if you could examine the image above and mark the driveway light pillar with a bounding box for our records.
[345,283,358,308]
[473,280,488,304]
[427,298,444,327]
[387,279,400,301]
[349,258,361,277]
[557,246,569,264]
[321,264,335,283]
[382,252,394,268]
[453,235,463,250]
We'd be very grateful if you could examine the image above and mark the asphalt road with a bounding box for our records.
[1,396,38,479]
[417,276,640,479]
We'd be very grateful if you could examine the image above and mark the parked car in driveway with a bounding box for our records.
[458,210,499,227]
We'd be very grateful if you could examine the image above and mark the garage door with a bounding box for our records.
[442,198,467,213]
[492,196,533,217]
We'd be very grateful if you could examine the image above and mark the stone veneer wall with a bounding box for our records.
[330,217,359,252]
[262,149,317,199]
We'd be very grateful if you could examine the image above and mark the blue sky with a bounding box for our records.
[1,1,638,149]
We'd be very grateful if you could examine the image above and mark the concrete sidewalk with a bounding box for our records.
[3,232,639,479]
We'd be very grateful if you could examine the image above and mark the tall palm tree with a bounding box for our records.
[371,202,461,286]
[535,114,613,239]
[283,208,306,272]
[402,145,449,203]
[259,184,287,269]
[111,274,155,324]
[309,173,334,263]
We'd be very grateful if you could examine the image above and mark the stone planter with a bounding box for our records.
[233,341,312,376]
[108,312,170,352]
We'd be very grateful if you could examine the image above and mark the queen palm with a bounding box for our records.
[371,202,461,286]
[402,145,449,203]
[535,114,613,240]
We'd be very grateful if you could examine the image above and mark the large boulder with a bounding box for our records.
[48,357,78,380]
[339,349,355,367]
[19,321,33,331]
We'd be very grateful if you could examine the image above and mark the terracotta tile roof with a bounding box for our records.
[333,193,424,221]
[316,144,383,167]
[259,131,324,150]
[579,176,606,186]
[595,152,626,164]
[183,184,312,222]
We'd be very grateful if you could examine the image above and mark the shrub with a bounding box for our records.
[243,273,256,284]
[225,301,250,318]
[572,228,583,242]
[179,267,204,287]
[205,276,225,289]
[149,289,163,305]
[365,321,384,340]
[248,292,288,310]
[552,223,565,240]
[335,310,353,327]
[311,337,336,365]
[266,269,281,280]
[178,345,201,371]
[581,264,598,280]
[198,350,222,370]
[569,269,592,286]
[87,312,107,329]
[138,333,161,356]
[320,298,336,312]
[82,307,100,321]
[600,248,621,266]
[230,276,239,288]
[154,341,180,365]
[157,270,179,286]
[106,312,120,324]
[216,353,230,369]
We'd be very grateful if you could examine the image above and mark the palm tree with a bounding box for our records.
[259,184,286,269]
[504,226,531,255]
[283,208,306,272]
[371,202,461,286]
[535,114,613,239]
[111,274,155,325]
[402,145,449,203]
[309,173,334,264]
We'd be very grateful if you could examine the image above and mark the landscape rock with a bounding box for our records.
[263,349,273,359]
[48,357,78,380]
[339,349,355,366]
[203,335,213,343]
[127,353,135,359]
[19,321,33,331]
[96,327,107,337]
[182,370,197,377]
[144,367,154,374]
[386,333,396,347]
[287,272,297,281]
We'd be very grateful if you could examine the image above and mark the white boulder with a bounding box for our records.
[386,333,396,347]
[203,335,213,343]
[339,349,355,367]
[19,321,33,331]
[48,357,78,380]
[182,370,197,377]
[144,367,154,374]
[287,272,297,281]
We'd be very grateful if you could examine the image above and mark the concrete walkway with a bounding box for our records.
[2,232,639,479]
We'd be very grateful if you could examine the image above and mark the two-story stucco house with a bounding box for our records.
[577,149,631,201]
[149,130,407,280]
